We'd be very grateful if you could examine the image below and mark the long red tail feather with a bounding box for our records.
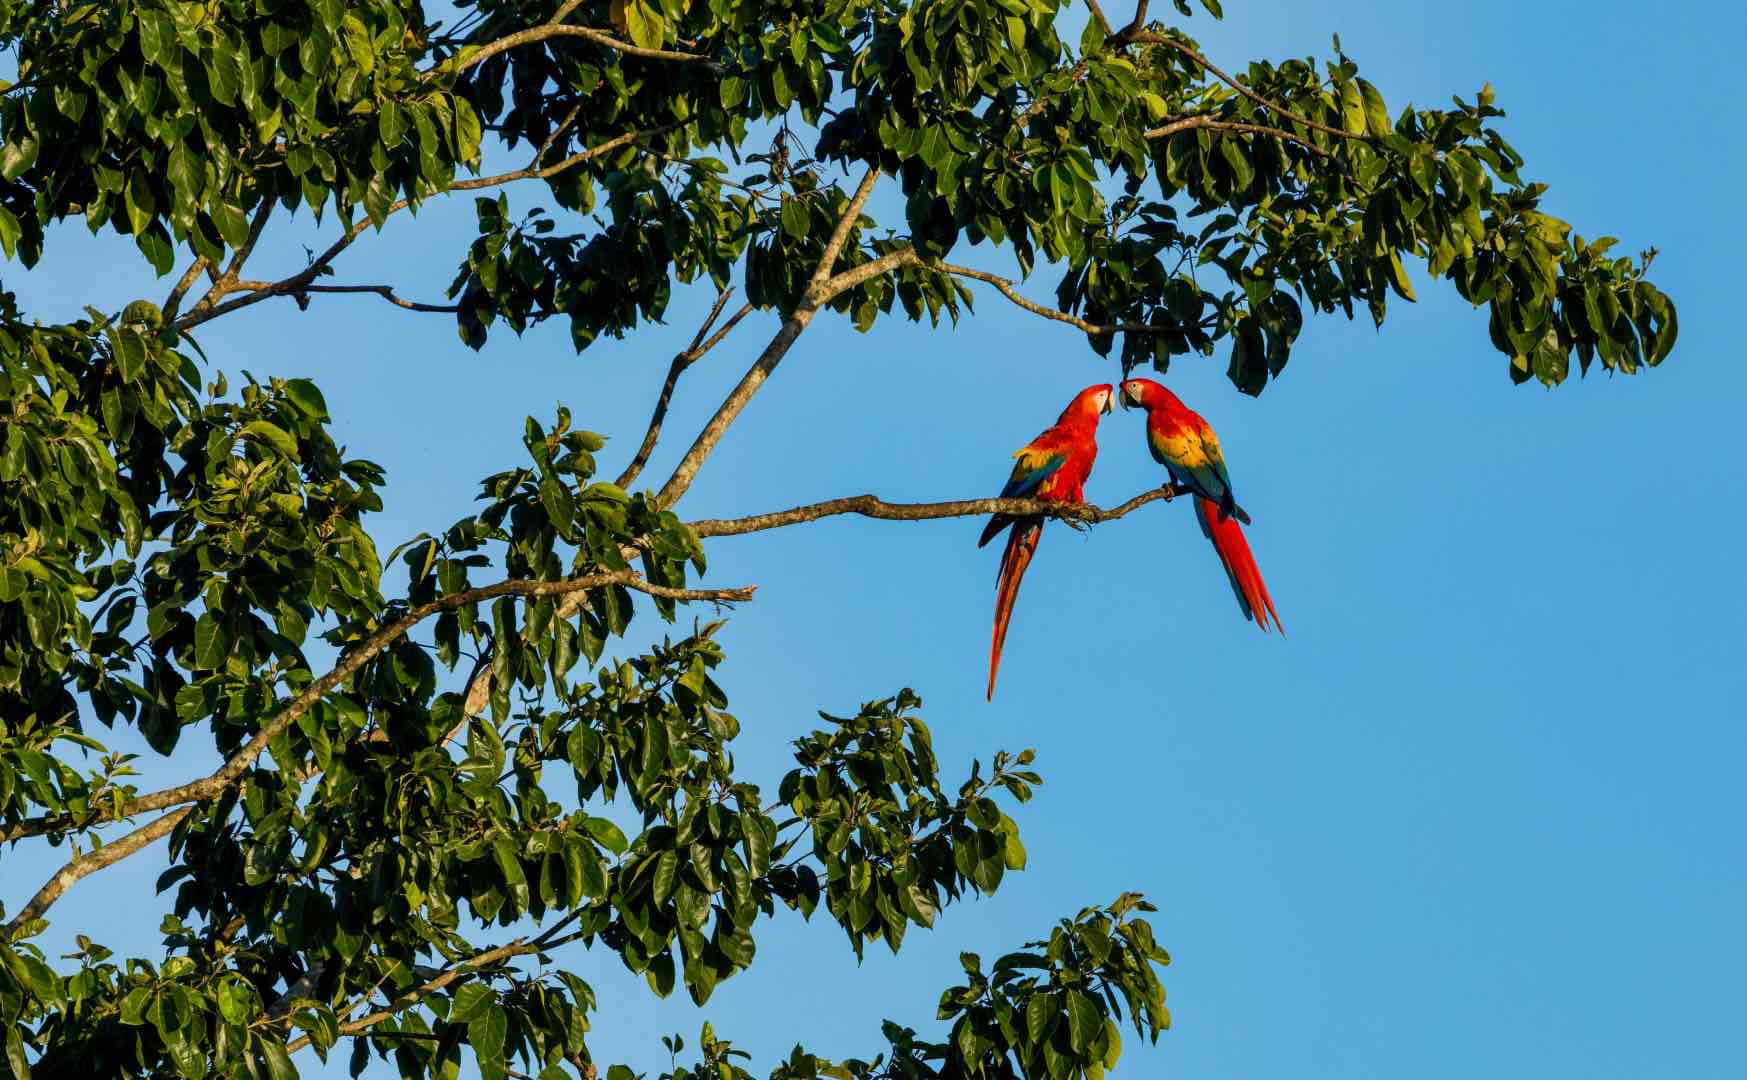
[1194,498,1283,633]
[988,520,1042,700]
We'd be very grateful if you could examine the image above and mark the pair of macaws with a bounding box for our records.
[981,379,1282,700]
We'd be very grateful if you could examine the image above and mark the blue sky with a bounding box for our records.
[6,1,1743,1077]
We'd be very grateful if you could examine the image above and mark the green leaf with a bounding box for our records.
[1357,79,1391,137]
[282,378,329,420]
[340,15,376,74]
[1340,80,1367,136]
[623,0,665,50]
[584,816,628,855]
[450,982,492,1023]
[469,1002,508,1063]
[491,837,531,912]
[0,206,18,259]
[257,1036,297,1080]
[5,1026,29,1080]
[240,420,300,460]
[1066,988,1099,1052]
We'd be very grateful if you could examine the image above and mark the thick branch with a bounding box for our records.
[821,245,923,299]
[0,573,752,913]
[615,290,754,490]
[1143,113,1336,159]
[802,167,884,304]
[654,166,882,508]
[687,485,1190,539]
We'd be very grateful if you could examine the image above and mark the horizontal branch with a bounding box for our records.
[1143,113,1337,160]
[933,261,1209,336]
[225,282,461,314]
[174,124,678,332]
[686,484,1191,539]
[448,23,710,75]
[0,573,752,927]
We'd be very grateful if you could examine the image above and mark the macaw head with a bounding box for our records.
[1119,377,1182,413]
[1060,383,1115,423]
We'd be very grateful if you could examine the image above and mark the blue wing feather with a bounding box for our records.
[999,449,1066,499]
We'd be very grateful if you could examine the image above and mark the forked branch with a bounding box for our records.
[654,165,883,509]
[616,290,756,490]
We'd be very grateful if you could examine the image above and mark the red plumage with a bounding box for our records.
[1194,497,1283,634]
[1120,377,1283,634]
[983,384,1113,700]
[987,520,1040,700]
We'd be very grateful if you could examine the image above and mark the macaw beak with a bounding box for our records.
[1101,393,1114,415]
[1118,385,1135,410]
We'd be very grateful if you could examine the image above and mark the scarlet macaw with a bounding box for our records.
[980,383,1115,700]
[1119,377,1283,632]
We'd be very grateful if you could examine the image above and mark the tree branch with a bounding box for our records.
[821,245,923,299]
[686,484,1190,539]
[802,166,884,305]
[615,290,755,491]
[221,282,461,315]
[174,126,679,332]
[1116,0,1150,39]
[1082,0,1116,38]
[286,908,589,1053]
[931,260,1208,336]
[161,257,211,321]
[654,166,883,508]
[1123,30,1363,144]
[1143,113,1336,159]
[0,573,752,921]
[448,23,710,74]
[182,195,279,321]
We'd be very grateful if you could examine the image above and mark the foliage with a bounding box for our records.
[0,0,1673,1078]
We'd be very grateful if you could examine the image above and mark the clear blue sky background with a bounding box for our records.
[6,1,1743,1077]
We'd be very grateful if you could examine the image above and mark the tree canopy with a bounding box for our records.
[0,1,1675,1078]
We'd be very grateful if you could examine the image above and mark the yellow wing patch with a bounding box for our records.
[1151,429,1211,468]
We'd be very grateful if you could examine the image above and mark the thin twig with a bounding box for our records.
[1124,31,1363,144]
[533,101,586,168]
[175,126,681,332]
[686,485,1190,539]
[227,283,461,314]
[932,260,1208,336]
[0,573,752,920]
[615,291,755,490]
